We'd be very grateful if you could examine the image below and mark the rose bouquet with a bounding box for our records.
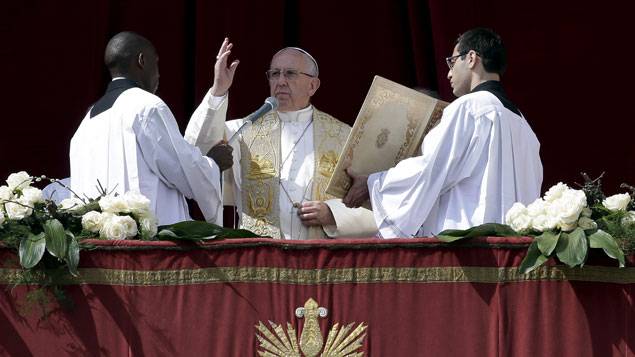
[505,174,632,272]
[437,173,633,273]
[0,171,158,275]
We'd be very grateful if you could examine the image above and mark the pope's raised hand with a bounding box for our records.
[211,37,240,97]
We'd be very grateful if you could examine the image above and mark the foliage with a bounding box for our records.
[437,173,633,274]
[157,220,261,240]
[0,171,260,312]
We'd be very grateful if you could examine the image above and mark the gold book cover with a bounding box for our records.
[325,76,448,204]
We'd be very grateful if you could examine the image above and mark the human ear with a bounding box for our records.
[137,52,145,68]
[309,78,320,96]
[467,51,478,69]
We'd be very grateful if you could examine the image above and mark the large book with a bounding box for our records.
[325,76,448,205]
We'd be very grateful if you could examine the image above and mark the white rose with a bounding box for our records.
[99,195,129,214]
[59,197,85,211]
[119,215,138,238]
[555,189,587,225]
[603,193,631,212]
[20,187,44,206]
[100,212,115,222]
[544,182,569,203]
[505,202,531,232]
[124,191,151,215]
[81,211,104,233]
[6,171,32,191]
[532,214,559,232]
[100,215,129,240]
[526,199,547,218]
[0,185,12,202]
[622,211,635,226]
[578,217,597,230]
[4,202,32,220]
[139,214,158,239]
[0,207,5,225]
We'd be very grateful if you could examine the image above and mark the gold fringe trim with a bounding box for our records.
[1,265,634,286]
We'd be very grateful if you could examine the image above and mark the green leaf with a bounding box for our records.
[18,233,46,269]
[436,234,469,242]
[519,240,549,274]
[156,221,260,241]
[44,219,68,259]
[437,223,518,242]
[65,233,80,277]
[217,229,262,239]
[535,231,560,256]
[157,229,178,239]
[555,227,588,267]
[588,229,625,267]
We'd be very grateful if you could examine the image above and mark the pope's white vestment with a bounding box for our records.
[185,92,377,239]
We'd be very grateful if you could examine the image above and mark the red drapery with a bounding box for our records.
[1,238,634,356]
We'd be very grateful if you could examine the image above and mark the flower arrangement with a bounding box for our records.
[0,171,159,276]
[505,173,634,272]
[437,173,634,273]
[1,170,260,313]
[1,171,261,274]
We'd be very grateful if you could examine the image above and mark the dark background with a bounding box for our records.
[1,0,632,195]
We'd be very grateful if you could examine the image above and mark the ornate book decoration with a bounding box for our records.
[325,76,448,208]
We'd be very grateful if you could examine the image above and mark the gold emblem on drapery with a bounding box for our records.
[255,298,367,356]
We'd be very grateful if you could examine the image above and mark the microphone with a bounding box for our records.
[228,97,278,144]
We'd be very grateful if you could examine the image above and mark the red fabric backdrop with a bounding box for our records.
[1,1,633,190]
[1,238,634,356]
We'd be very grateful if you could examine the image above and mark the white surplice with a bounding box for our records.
[367,89,543,238]
[185,92,378,239]
[70,85,222,225]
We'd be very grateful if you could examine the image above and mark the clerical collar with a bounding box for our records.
[106,78,139,92]
[89,78,139,118]
[471,80,521,116]
[278,105,313,123]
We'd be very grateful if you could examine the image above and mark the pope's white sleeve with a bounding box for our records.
[322,199,378,238]
[184,91,228,155]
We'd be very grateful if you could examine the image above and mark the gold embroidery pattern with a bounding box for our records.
[246,181,274,219]
[3,266,635,286]
[240,114,282,238]
[312,111,350,206]
[255,298,367,356]
[318,151,338,178]
[247,154,277,179]
[238,109,350,239]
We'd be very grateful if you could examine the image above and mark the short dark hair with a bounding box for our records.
[104,31,154,76]
[455,28,507,76]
